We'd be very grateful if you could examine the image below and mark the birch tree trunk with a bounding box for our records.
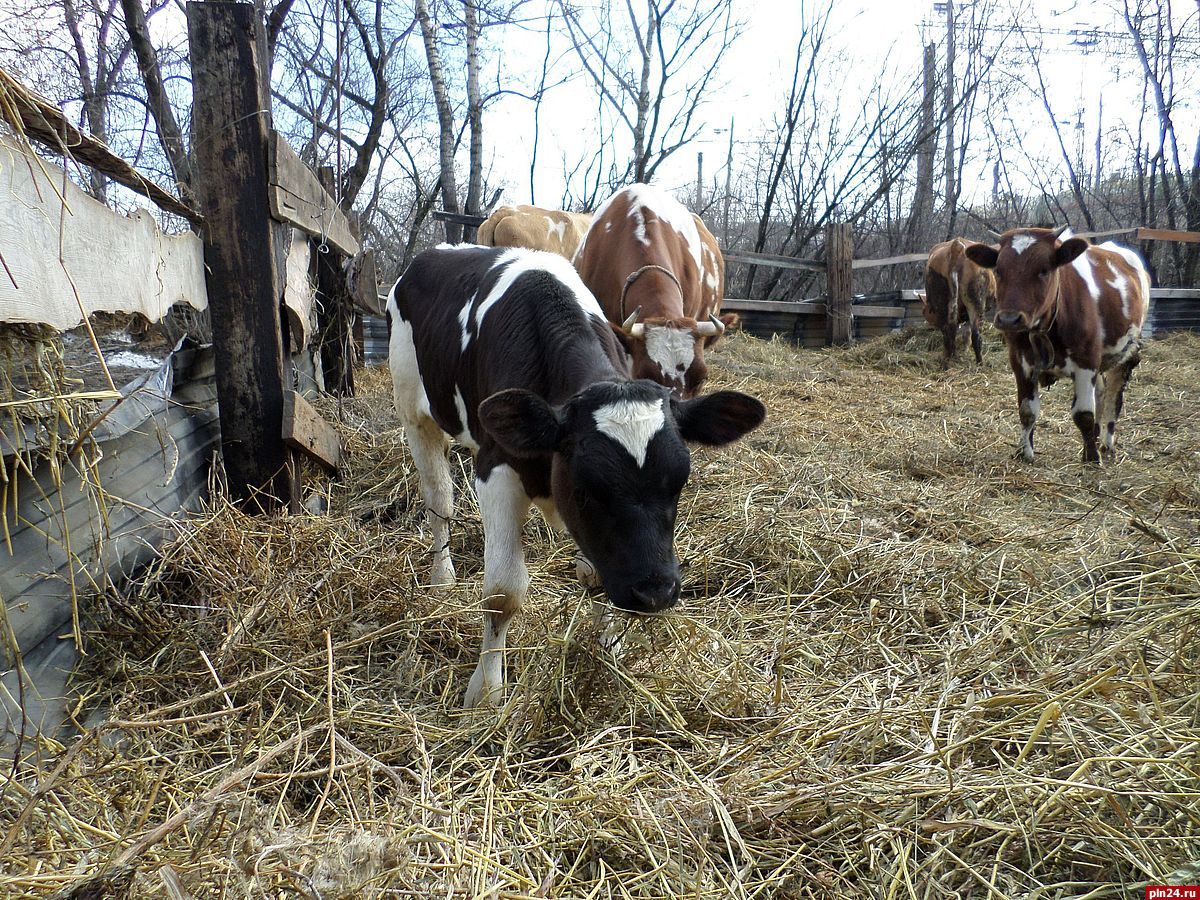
[415,0,461,242]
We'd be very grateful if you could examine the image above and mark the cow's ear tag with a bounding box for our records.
[479,389,564,457]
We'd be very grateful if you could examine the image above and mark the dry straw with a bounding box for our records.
[1,329,1197,899]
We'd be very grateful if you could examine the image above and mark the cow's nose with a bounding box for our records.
[631,575,681,613]
[995,310,1024,331]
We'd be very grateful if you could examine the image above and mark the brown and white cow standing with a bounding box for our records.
[477,204,593,261]
[573,184,735,398]
[923,237,997,364]
[965,227,1150,463]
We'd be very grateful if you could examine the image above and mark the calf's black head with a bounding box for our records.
[479,379,765,614]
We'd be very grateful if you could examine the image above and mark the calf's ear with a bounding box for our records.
[674,391,766,446]
[964,244,999,269]
[479,389,564,457]
[1053,237,1089,268]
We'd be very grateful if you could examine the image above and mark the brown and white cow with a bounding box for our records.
[477,204,593,261]
[573,184,735,399]
[387,245,765,706]
[965,227,1150,463]
[923,237,997,364]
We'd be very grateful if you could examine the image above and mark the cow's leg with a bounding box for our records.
[967,304,984,364]
[1099,353,1139,453]
[406,418,457,587]
[390,313,455,587]
[941,317,958,365]
[1071,366,1101,464]
[465,464,530,708]
[591,600,625,652]
[1011,352,1040,462]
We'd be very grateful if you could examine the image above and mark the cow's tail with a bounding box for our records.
[947,240,965,325]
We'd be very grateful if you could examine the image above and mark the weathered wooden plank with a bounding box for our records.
[1136,227,1200,244]
[723,249,826,272]
[432,210,488,228]
[1150,287,1200,298]
[0,68,201,224]
[720,299,903,318]
[188,0,295,512]
[350,249,382,314]
[851,251,929,270]
[283,390,340,471]
[268,133,359,256]
[722,298,825,315]
[1074,227,1138,241]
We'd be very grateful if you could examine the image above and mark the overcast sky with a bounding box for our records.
[484,0,1197,210]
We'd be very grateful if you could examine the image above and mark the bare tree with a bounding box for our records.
[557,0,740,198]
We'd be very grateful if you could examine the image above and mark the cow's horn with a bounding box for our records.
[621,305,643,333]
[630,323,645,338]
[1052,224,1070,239]
[987,229,1004,240]
[693,314,725,337]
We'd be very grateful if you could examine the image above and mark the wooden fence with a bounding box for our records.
[0,4,377,745]
[435,210,1200,347]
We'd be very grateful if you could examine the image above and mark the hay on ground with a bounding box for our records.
[2,330,1198,899]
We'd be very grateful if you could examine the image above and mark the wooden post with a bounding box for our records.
[188,0,296,512]
[825,221,854,346]
[316,167,355,397]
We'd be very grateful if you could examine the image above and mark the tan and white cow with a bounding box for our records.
[477,204,593,261]
[573,184,734,398]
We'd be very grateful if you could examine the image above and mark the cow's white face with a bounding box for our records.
[479,380,766,614]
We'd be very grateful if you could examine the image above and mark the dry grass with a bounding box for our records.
[2,329,1197,899]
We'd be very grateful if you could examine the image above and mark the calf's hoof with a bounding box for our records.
[575,553,602,589]
[430,562,457,592]
[463,667,503,709]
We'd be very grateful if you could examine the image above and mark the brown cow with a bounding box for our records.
[477,204,593,261]
[965,227,1150,463]
[923,238,997,364]
[573,184,735,398]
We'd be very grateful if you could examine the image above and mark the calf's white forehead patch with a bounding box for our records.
[1010,235,1036,255]
[593,398,666,467]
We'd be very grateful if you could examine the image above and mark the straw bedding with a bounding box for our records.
[3,329,1198,898]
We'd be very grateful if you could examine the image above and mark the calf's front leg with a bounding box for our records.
[465,464,531,708]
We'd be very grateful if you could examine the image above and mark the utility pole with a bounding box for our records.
[695,151,704,210]
[909,42,937,251]
[722,118,734,248]
[942,0,956,237]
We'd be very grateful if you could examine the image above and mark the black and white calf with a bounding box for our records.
[387,246,766,706]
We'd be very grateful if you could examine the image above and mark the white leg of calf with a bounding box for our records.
[406,418,457,588]
[390,312,456,588]
[532,497,567,534]
[575,552,602,589]
[464,465,531,708]
[591,599,625,654]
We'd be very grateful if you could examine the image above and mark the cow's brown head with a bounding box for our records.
[616,308,736,398]
[965,226,1088,333]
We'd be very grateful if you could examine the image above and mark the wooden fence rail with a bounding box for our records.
[429,209,1200,346]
